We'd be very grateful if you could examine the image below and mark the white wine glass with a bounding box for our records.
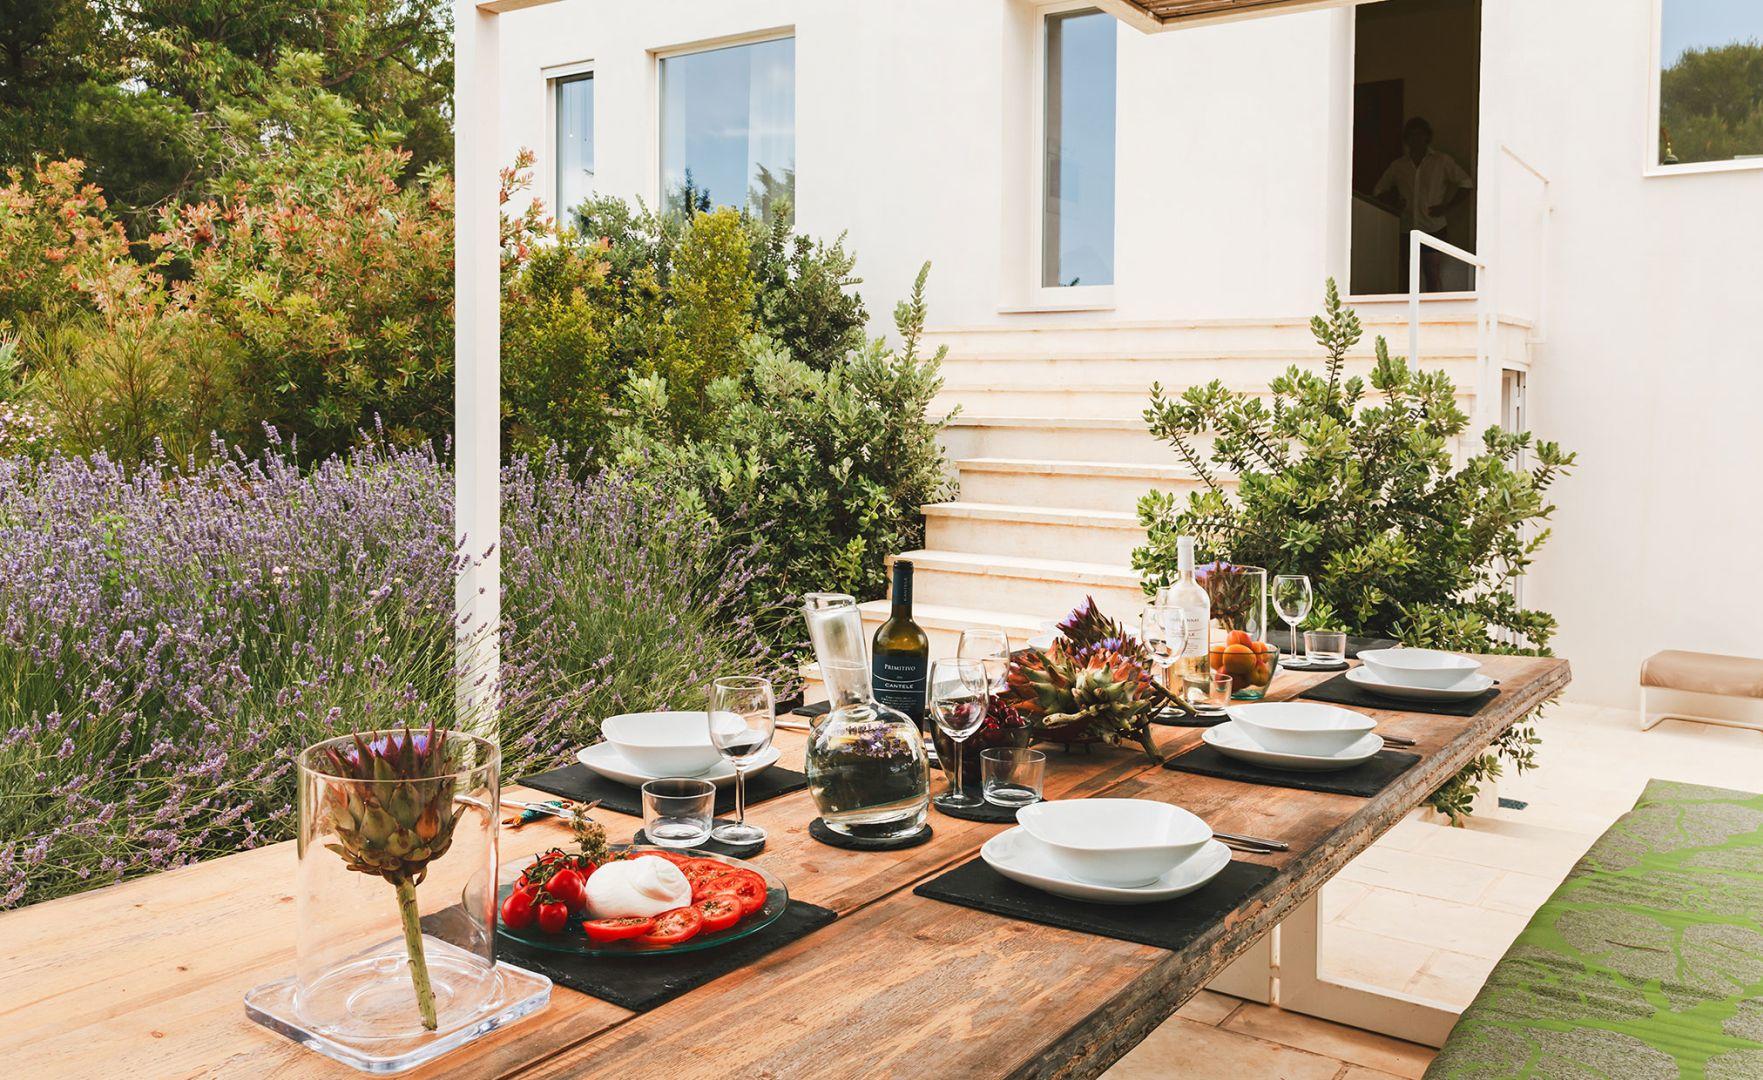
[929,658,987,810]
[958,627,1012,700]
[1140,605,1190,694]
[1272,575,1313,660]
[708,675,776,845]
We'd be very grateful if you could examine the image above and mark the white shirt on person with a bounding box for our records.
[1374,149,1472,234]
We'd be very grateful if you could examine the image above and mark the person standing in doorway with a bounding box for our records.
[1374,117,1473,292]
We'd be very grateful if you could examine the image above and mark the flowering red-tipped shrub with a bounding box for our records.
[0,440,773,910]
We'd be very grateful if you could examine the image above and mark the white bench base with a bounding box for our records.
[1640,685,1763,734]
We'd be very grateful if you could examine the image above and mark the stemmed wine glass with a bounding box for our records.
[1272,575,1313,660]
[707,675,776,845]
[1139,605,1190,692]
[957,627,1012,702]
[929,658,987,810]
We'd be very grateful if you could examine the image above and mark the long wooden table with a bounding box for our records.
[0,656,1568,1079]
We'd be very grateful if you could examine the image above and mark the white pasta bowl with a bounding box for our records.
[1225,702,1377,757]
[600,712,721,777]
[1016,798,1211,888]
[1357,648,1482,690]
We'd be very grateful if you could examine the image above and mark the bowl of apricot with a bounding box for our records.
[1208,630,1280,700]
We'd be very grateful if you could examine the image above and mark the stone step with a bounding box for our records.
[934,378,1478,419]
[888,549,1147,622]
[938,415,1180,464]
[857,600,1049,659]
[922,501,1144,564]
[953,457,1224,512]
[936,352,1484,391]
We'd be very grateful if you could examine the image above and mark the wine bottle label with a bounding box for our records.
[872,654,928,722]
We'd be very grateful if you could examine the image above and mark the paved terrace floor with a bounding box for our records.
[1104,700,1763,1078]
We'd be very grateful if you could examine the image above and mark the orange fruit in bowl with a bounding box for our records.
[1249,640,1271,654]
[1226,629,1253,648]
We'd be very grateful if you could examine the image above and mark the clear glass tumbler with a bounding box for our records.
[1305,630,1347,664]
[641,777,716,848]
[981,747,1046,808]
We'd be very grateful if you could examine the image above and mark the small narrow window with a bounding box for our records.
[659,37,795,222]
[554,73,594,216]
[1043,10,1116,288]
[1656,1,1763,168]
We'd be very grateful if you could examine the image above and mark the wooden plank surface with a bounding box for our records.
[0,656,1568,1079]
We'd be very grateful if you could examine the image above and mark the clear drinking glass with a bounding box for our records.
[1207,673,1235,708]
[1305,630,1347,664]
[708,675,776,845]
[1272,574,1313,659]
[929,658,987,809]
[958,628,1011,664]
[641,777,715,848]
[981,747,1045,808]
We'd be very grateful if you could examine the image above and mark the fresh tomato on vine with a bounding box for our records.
[546,867,589,915]
[535,892,570,934]
[500,884,537,931]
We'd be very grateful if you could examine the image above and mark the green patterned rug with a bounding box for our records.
[1426,779,1763,1080]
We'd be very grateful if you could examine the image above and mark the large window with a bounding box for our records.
[1655,0,1763,169]
[554,72,594,216]
[1042,10,1116,289]
[660,36,795,221]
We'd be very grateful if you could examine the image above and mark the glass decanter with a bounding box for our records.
[800,593,931,839]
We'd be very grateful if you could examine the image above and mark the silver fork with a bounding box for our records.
[1213,830,1289,852]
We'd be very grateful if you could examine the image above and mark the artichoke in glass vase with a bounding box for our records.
[317,725,463,1031]
[1007,640,1162,762]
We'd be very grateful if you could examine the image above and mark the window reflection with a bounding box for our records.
[1658,0,1763,165]
[660,37,796,221]
[555,74,594,218]
[1043,10,1116,288]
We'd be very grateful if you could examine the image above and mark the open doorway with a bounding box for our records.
[1349,0,1481,296]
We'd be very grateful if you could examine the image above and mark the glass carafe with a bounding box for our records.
[801,594,931,839]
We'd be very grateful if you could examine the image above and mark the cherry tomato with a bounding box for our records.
[546,867,589,915]
[706,868,767,915]
[583,916,655,944]
[695,893,743,933]
[535,897,570,934]
[500,885,536,931]
[636,905,704,947]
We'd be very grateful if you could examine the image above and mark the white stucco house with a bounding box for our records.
[489,0,1763,711]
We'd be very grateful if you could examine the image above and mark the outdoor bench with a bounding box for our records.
[1640,649,1763,732]
[1424,779,1763,1078]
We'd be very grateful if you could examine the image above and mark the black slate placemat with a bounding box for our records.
[791,700,831,720]
[1150,705,1229,728]
[631,820,764,859]
[807,817,933,850]
[494,899,836,1012]
[914,856,1277,951]
[931,791,1024,823]
[1164,742,1421,797]
[520,762,808,817]
[1299,671,1500,718]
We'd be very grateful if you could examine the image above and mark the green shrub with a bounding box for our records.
[1134,280,1575,820]
[618,263,955,659]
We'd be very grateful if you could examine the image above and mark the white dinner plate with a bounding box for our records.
[1202,721,1383,772]
[1345,666,1495,702]
[575,740,780,788]
[980,827,1232,905]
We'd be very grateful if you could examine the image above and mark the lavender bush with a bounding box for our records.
[0,438,771,909]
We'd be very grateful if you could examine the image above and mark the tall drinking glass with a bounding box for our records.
[929,658,987,810]
[1272,575,1313,659]
[708,676,776,845]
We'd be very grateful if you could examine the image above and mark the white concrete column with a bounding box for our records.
[454,1,502,725]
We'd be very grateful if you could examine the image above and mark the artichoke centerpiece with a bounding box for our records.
[1005,597,1167,762]
[315,725,465,1031]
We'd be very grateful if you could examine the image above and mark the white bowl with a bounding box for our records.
[1357,648,1482,690]
[600,712,721,777]
[1016,799,1211,888]
[1225,702,1377,757]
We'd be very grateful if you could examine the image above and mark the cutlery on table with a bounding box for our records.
[1379,734,1417,747]
[1212,830,1288,852]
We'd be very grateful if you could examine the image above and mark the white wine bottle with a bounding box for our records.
[871,560,930,730]
[1168,537,1212,700]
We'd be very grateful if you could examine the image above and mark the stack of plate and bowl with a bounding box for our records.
[577,711,781,788]
[1202,701,1382,771]
[1347,648,1493,703]
[980,798,1232,905]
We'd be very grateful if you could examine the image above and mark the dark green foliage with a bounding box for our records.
[1135,280,1576,820]
[1660,40,1763,165]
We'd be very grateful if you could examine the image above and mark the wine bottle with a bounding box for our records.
[1169,536,1212,699]
[871,560,930,729]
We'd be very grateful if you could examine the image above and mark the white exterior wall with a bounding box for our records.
[495,0,1763,708]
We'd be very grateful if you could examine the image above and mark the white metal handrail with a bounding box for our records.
[1407,229,1489,371]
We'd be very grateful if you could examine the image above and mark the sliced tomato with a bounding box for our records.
[689,869,736,903]
[680,857,731,883]
[583,916,655,944]
[706,868,767,915]
[636,905,704,947]
[695,893,743,933]
[643,851,696,868]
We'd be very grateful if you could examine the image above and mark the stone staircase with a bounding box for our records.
[861,306,1533,655]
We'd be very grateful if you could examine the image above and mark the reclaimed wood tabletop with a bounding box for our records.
[0,655,1569,1079]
